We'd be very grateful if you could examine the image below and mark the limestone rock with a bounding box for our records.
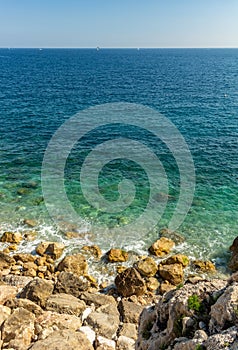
[118,300,144,323]
[115,267,146,297]
[210,285,238,332]
[205,326,238,350]
[117,335,135,350]
[1,307,35,349]
[36,241,65,259]
[158,263,184,285]
[30,329,94,350]
[192,259,216,272]
[119,323,138,340]
[3,274,32,288]
[0,251,15,269]
[86,310,119,338]
[107,248,128,262]
[0,284,17,304]
[80,291,117,308]
[0,231,22,243]
[57,253,88,275]
[136,257,158,277]
[19,277,54,307]
[160,280,177,294]
[45,293,86,316]
[54,271,90,296]
[79,326,96,345]
[14,253,35,263]
[23,218,37,227]
[0,305,11,327]
[82,245,102,258]
[96,335,116,350]
[146,277,160,292]
[6,297,42,316]
[161,254,189,267]
[149,237,175,257]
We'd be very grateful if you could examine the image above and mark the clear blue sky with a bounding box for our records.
[0,0,237,48]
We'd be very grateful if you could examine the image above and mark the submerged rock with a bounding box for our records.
[82,245,102,259]
[160,228,185,244]
[23,218,37,227]
[115,267,146,297]
[149,237,175,257]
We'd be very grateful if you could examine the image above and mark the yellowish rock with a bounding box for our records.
[146,277,160,292]
[158,263,184,285]
[81,245,102,259]
[192,260,216,272]
[149,237,175,257]
[0,231,22,244]
[23,219,37,227]
[107,248,128,262]
[136,257,158,277]
[160,254,189,267]
[160,280,177,294]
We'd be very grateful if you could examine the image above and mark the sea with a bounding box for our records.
[0,48,237,276]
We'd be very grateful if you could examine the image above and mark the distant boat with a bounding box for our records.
[39,48,43,51]
[96,46,100,51]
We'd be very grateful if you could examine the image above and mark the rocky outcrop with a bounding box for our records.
[0,231,22,243]
[136,279,230,350]
[19,277,54,307]
[229,236,238,271]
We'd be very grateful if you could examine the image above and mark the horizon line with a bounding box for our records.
[0,46,238,50]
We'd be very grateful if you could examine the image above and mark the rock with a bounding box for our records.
[19,277,54,307]
[23,218,37,227]
[86,310,120,338]
[149,237,175,257]
[230,236,238,252]
[54,271,90,296]
[80,291,117,308]
[115,267,146,297]
[45,293,86,316]
[5,297,43,316]
[36,310,82,337]
[96,335,116,349]
[118,300,144,323]
[161,254,190,267]
[79,326,96,345]
[0,305,11,327]
[36,241,65,259]
[146,277,160,292]
[205,326,237,350]
[158,263,184,285]
[117,335,135,350]
[0,231,22,243]
[160,280,177,294]
[23,230,37,241]
[160,228,185,244]
[0,251,15,270]
[228,236,238,271]
[136,257,158,277]
[29,329,94,350]
[1,307,35,349]
[119,323,138,340]
[210,285,238,332]
[107,248,128,262]
[0,284,17,304]
[14,253,35,263]
[192,259,216,272]
[3,274,33,288]
[57,253,88,276]
[82,245,102,258]
[17,187,30,195]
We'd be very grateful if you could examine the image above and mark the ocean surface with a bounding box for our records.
[0,48,238,272]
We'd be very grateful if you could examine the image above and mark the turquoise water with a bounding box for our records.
[0,48,238,267]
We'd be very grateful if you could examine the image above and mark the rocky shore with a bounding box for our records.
[0,226,238,349]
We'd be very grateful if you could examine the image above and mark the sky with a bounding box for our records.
[0,0,238,48]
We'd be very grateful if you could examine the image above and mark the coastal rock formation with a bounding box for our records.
[0,231,22,244]
[158,262,184,285]
[149,237,175,257]
[136,257,158,277]
[19,277,54,307]
[82,245,102,259]
[229,236,238,271]
[36,241,65,259]
[45,293,86,316]
[136,279,235,350]
[54,271,90,296]
[192,259,216,272]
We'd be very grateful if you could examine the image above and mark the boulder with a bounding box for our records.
[82,245,102,258]
[0,231,22,243]
[0,284,18,304]
[159,228,185,244]
[0,305,11,327]
[36,241,65,259]
[136,257,158,277]
[192,259,216,272]
[117,336,135,350]
[96,335,116,349]
[161,254,189,267]
[205,326,238,350]
[79,326,96,345]
[119,323,138,340]
[5,297,43,316]
[160,280,176,294]
[57,253,88,276]
[86,310,120,338]
[45,293,86,316]
[107,248,128,262]
[115,267,146,297]
[118,300,144,323]
[3,274,32,288]
[54,271,90,296]
[14,253,35,263]
[29,329,94,350]
[80,291,117,308]
[23,218,37,227]
[146,277,160,292]
[158,263,184,285]
[1,307,35,349]
[19,277,54,307]
[149,237,175,257]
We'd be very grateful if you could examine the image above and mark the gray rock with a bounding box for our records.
[19,277,54,307]
[54,271,90,296]
[205,326,238,350]
[45,293,86,316]
[80,291,117,308]
[86,310,120,338]
[119,300,144,323]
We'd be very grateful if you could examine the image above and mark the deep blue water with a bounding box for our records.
[0,48,238,266]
